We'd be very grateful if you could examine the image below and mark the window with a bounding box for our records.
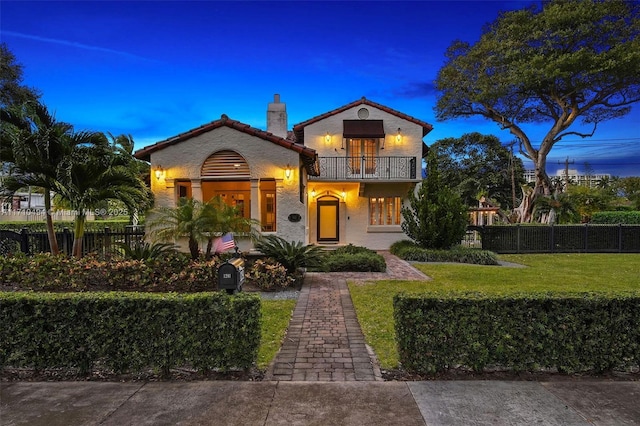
[202,181,251,220]
[369,197,402,225]
[348,138,378,175]
[260,179,276,232]
[177,181,192,199]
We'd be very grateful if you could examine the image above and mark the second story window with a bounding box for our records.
[348,138,378,175]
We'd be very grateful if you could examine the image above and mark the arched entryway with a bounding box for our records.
[200,150,252,219]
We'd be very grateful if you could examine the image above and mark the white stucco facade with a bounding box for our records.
[296,99,431,250]
[135,97,433,251]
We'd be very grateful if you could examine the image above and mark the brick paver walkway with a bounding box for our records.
[265,252,429,381]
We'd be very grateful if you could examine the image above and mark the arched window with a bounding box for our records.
[201,150,250,178]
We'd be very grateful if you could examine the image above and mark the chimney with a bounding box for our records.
[267,94,287,139]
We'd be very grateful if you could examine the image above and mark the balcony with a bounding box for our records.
[309,156,417,181]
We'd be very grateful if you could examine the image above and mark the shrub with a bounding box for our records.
[246,258,294,291]
[321,244,386,272]
[0,252,220,292]
[390,240,498,265]
[394,292,640,374]
[254,235,325,274]
[118,241,178,261]
[401,151,469,249]
[324,252,386,272]
[331,243,378,256]
[591,211,640,224]
[0,292,261,375]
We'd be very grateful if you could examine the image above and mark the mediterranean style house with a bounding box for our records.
[133,95,433,250]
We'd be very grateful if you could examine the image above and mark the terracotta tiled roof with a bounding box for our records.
[133,115,318,173]
[292,97,434,145]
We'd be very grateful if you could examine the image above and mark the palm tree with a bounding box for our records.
[533,192,579,224]
[201,195,260,258]
[54,134,150,257]
[148,196,260,260]
[0,102,77,254]
[147,198,213,260]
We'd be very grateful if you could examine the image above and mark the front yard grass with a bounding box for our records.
[258,299,296,370]
[349,253,640,370]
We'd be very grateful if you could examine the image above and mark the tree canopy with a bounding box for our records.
[435,0,640,221]
[431,133,525,210]
[0,43,40,108]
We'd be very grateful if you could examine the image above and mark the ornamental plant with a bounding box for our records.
[246,258,294,291]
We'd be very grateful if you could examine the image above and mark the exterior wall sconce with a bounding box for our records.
[341,188,346,201]
[311,188,316,197]
[285,164,292,179]
[325,132,331,143]
[396,128,402,143]
[155,165,164,180]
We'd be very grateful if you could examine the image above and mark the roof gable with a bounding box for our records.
[133,114,317,163]
[292,97,434,144]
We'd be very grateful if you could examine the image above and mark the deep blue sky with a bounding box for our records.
[2,1,639,176]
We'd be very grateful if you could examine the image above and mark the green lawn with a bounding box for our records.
[258,299,296,369]
[349,254,640,369]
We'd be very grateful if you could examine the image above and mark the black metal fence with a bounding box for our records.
[475,224,640,254]
[0,227,145,257]
[309,156,417,180]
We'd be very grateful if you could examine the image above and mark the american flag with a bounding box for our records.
[214,233,235,253]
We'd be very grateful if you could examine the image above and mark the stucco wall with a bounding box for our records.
[149,126,306,245]
[303,104,425,249]
[303,105,423,161]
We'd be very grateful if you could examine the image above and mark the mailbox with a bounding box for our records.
[217,257,245,294]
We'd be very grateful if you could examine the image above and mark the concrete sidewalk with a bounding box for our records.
[2,380,639,425]
[2,254,639,425]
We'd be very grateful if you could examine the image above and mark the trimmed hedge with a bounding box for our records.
[394,292,640,374]
[0,253,219,292]
[592,211,640,224]
[390,240,498,265]
[0,292,261,375]
[323,244,386,272]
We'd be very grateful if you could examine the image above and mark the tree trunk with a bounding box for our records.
[188,237,199,260]
[43,191,60,255]
[72,213,86,258]
[514,155,553,223]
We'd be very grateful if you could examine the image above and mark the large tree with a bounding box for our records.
[54,134,151,257]
[431,133,525,210]
[435,0,640,222]
[0,102,77,254]
[0,43,40,108]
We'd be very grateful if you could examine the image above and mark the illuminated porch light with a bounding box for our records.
[155,165,164,180]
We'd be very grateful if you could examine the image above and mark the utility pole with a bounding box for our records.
[558,157,574,189]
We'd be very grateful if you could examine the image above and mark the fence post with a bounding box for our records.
[20,227,30,255]
[550,224,554,253]
[104,226,111,257]
[584,223,589,252]
[618,223,623,253]
[62,228,71,256]
[516,224,521,254]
